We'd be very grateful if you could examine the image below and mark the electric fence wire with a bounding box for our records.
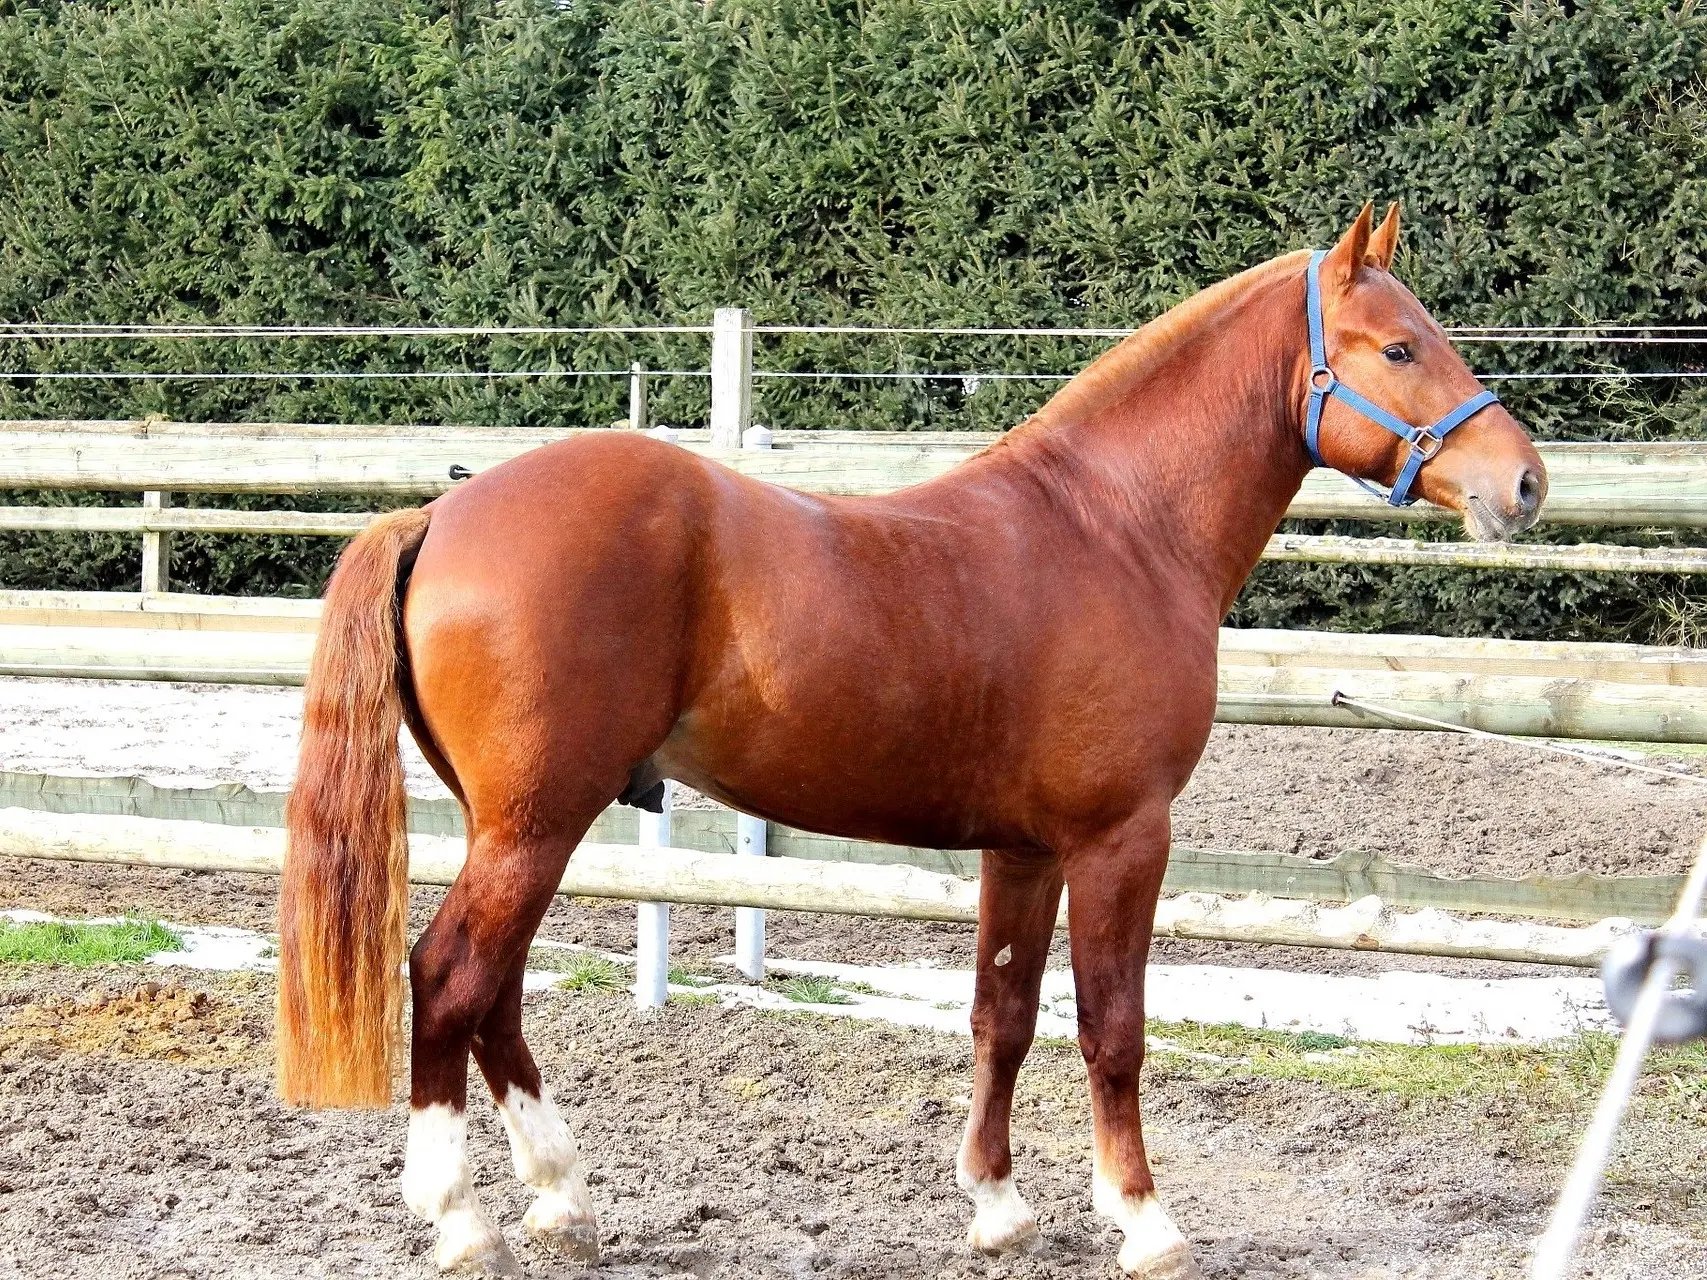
[1530,831,1707,1280]
[1327,688,1707,1277]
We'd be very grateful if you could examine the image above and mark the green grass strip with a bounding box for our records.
[0,918,183,966]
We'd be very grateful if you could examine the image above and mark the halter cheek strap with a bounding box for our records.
[1304,249,1499,507]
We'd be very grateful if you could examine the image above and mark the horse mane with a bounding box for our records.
[999,250,1310,442]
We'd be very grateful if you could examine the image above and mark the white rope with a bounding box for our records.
[752,370,1072,381]
[1327,692,1707,788]
[1529,830,1707,1279]
[0,323,711,338]
[0,320,1700,345]
[1482,371,1707,381]
[0,366,1696,384]
[0,368,708,382]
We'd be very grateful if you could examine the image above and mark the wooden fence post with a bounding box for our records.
[140,492,170,595]
[629,362,648,432]
[709,307,752,450]
[635,781,674,1009]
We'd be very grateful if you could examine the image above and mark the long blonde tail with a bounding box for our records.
[277,507,431,1108]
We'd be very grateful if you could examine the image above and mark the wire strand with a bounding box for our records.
[0,320,1702,344]
[1529,829,1707,1280]
[0,369,709,382]
[1328,692,1707,787]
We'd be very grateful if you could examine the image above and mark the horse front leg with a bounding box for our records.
[1064,808,1202,1280]
[957,849,1064,1253]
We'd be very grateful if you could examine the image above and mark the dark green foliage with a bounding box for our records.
[0,0,1702,633]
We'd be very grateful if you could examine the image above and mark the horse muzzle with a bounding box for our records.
[1460,462,1546,542]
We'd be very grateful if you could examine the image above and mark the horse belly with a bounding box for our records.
[655,663,1034,853]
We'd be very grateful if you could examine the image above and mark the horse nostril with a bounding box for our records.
[1515,468,1542,516]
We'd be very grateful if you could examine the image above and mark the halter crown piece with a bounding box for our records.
[1303,249,1500,507]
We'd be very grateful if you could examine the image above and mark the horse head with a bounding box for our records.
[1305,202,1546,541]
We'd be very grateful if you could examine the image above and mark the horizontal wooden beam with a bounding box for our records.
[1219,627,1707,687]
[0,422,1701,528]
[3,601,1702,686]
[0,505,374,535]
[2,618,1704,738]
[1217,665,1707,743]
[0,806,1638,964]
[1264,533,1707,574]
[0,768,1681,924]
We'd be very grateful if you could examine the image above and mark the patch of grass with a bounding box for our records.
[774,975,854,1005]
[0,918,182,966]
[1652,594,1707,648]
[831,978,884,997]
[527,945,600,974]
[553,954,627,994]
[1147,1019,1707,1116]
[1293,1030,1351,1052]
[671,992,719,1007]
[667,965,716,988]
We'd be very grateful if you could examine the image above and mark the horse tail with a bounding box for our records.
[277,507,432,1108]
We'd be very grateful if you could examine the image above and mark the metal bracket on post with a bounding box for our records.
[140,491,170,595]
[635,781,674,1009]
[629,361,648,432]
[709,307,752,450]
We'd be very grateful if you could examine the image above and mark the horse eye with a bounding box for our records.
[1382,343,1414,364]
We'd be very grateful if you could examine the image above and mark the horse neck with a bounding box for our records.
[998,264,1310,616]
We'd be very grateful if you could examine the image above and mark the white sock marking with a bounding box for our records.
[400,1104,515,1272]
[497,1086,598,1236]
[956,1130,1037,1253]
[1092,1169,1192,1274]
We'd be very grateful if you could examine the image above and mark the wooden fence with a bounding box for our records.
[0,805,1645,968]
[0,381,1703,981]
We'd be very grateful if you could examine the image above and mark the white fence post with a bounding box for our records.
[140,491,170,594]
[628,361,648,432]
[731,423,772,982]
[634,781,674,1009]
[709,307,752,450]
[734,812,767,981]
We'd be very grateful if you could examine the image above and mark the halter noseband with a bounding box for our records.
[1304,249,1499,507]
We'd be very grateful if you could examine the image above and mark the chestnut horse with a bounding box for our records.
[278,204,1545,1278]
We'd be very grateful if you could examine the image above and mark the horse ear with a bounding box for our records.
[1367,202,1401,271]
[1321,201,1375,292]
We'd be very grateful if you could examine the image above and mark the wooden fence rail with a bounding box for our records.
[0,806,1646,966]
[0,769,1684,924]
[0,423,1704,525]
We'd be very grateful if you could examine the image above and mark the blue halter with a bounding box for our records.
[1304,249,1499,507]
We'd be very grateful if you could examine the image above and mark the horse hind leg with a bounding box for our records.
[472,959,600,1262]
[402,827,583,1276]
[958,850,1063,1254]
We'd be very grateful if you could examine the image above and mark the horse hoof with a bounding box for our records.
[524,1193,600,1264]
[1119,1240,1203,1279]
[437,1207,524,1278]
[963,1180,1038,1255]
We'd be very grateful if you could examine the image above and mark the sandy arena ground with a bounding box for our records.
[0,677,1704,1277]
[0,965,1703,1280]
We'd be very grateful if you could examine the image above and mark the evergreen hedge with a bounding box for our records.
[0,0,1701,638]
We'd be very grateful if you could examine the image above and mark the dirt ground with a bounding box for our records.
[0,965,1701,1280]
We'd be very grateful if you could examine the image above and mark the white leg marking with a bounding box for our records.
[955,1129,1037,1253]
[400,1104,521,1276]
[1092,1169,1200,1278]
[497,1085,599,1260]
